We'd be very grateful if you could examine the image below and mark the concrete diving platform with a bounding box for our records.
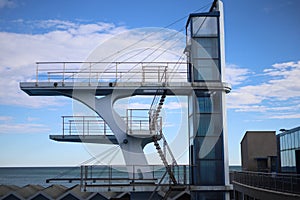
[50,135,119,144]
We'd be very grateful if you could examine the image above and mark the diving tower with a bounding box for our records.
[20,0,232,199]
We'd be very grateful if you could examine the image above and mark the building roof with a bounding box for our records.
[277,125,300,137]
[240,131,276,144]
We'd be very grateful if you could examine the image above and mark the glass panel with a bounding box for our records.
[282,135,286,150]
[197,114,210,136]
[198,96,212,113]
[292,132,296,149]
[196,113,222,137]
[194,136,223,160]
[291,150,296,167]
[198,160,224,185]
[283,151,288,167]
[197,92,221,113]
[287,150,291,167]
[192,192,225,200]
[192,16,218,37]
[280,136,283,150]
[295,131,300,148]
[193,38,219,58]
[187,20,191,46]
[281,151,285,167]
[288,134,291,149]
[193,59,220,81]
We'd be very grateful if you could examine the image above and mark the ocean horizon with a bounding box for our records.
[0,166,241,187]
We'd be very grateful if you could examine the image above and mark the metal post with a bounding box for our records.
[130,110,132,134]
[165,65,168,83]
[35,63,39,86]
[184,165,186,185]
[80,166,83,188]
[87,120,89,135]
[133,165,135,191]
[126,110,128,134]
[62,62,66,85]
[158,66,160,82]
[83,116,85,136]
[69,120,71,135]
[115,63,118,82]
[142,65,145,83]
[89,63,91,86]
[62,116,65,137]
[109,165,112,191]
[84,166,88,191]
[140,120,142,131]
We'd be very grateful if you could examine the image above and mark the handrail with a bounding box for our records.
[33,61,188,85]
[80,164,190,191]
[62,113,162,137]
[231,170,300,195]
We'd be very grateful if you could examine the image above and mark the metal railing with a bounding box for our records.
[231,171,300,195]
[34,61,188,85]
[126,109,162,136]
[62,116,113,136]
[62,113,162,137]
[80,165,190,191]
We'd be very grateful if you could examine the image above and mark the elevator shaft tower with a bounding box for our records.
[186,1,231,199]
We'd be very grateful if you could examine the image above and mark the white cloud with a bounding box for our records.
[0,116,13,121]
[0,123,50,134]
[270,113,300,119]
[0,0,16,9]
[225,64,251,86]
[0,20,128,108]
[164,101,187,110]
[0,20,186,108]
[0,115,50,134]
[227,61,300,119]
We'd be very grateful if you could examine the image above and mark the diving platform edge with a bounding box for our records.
[49,135,119,144]
[20,81,231,96]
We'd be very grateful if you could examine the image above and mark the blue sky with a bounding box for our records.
[0,0,300,167]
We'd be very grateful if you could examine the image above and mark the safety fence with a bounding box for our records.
[231,171,300,195]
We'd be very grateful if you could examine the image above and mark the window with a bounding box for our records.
[193,38,219,58]
[295,131,300,148]
[189,15,220,82]
[197,93,222,114]
[195,136,223,160]
[193,59,220,81]
[282,135,286,150]
[192,16,218,37]
[199,160,224,185]
[198,96,212,113]
[196,113,222,137]
[287,134,292,149]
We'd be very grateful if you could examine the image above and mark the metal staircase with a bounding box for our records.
[149,88,178,184]
[147,88,179,199]
[153,135,177,185]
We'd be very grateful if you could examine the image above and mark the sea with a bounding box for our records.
[0,166,241,187]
